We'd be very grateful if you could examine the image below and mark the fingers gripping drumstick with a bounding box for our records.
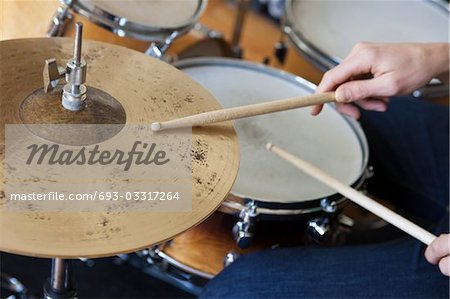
[266,143,436,245]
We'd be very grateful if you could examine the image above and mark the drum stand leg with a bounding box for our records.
[44,258,77,299]
[0,272,27,299]
[231,0,250,58]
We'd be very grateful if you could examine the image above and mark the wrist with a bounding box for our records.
[424,43,449,79]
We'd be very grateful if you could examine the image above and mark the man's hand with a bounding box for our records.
[425,234,450,276]
[313,42,449,119]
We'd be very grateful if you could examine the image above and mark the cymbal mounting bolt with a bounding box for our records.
[62,22,88,111]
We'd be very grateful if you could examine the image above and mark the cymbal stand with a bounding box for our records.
[231,0,251,58]
[44,258,77,299]
[0,272,27,298]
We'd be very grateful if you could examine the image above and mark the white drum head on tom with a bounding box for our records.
[286,0,449,66]
[177,59,368,203]
[77,0,204,29]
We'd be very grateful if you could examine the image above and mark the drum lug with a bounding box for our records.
[143,246,164,266]
[307,215,331,242]
[310,199,338,242]
[145,31,179,60]
[274,41,288,64]
[47,5,73,37]
[364,166,375,179]
[232,201,258,249]
[223,251,240,268]
[145,43,165,59]
[320,198,337,213]
[232,220,253,249]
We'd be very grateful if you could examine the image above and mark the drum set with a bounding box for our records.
[0,0,448,298]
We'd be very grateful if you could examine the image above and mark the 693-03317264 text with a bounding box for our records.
[8,191,181,201]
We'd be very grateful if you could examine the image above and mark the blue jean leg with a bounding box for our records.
[200,99,449,298]
[360,97,449,221]
[201,217,448,298]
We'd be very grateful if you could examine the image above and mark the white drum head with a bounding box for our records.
[287,0,449,65]
[78,0,203,29]
[178,59,368,203]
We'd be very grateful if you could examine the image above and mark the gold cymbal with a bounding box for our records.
[0,38,239,258]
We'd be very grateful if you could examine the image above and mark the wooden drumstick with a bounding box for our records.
[151,92,335,131]
[266,143,437,246]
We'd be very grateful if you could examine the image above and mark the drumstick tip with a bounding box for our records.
[266,142,274,151]
[151,122,162,132]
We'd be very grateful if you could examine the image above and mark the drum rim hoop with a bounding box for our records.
[62,0,206,41]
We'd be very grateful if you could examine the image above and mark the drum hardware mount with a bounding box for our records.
[274,40,288,64]
[44,22,87,111]
[337,214,355,228]
[78,257,95,268]
[320,198,338,213]
[142,246,165,267]
[274,32,289,65]
[412,80,449,98]
[230,0,251,58]
[192,23,224,40]
[47,5,73,37]
[232,201,258,249]
[223,251,240,268]
[307,215,332,242]
[0,272,28,299]
[112,254,129,266]
[306,198,338,242]
[365,166,375,180]
[145,31,180,60]
[307,213,355,244]
[145,23,228,61]
[307,166,374,243]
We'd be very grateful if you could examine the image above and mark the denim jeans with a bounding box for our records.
[200,98,449,298]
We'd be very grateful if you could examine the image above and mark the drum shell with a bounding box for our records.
[142,212,312,289]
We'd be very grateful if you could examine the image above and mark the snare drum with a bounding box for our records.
[140,59,370,293]
[176,58,370,246]
[283,0,449,71]
[177,57,369,224]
